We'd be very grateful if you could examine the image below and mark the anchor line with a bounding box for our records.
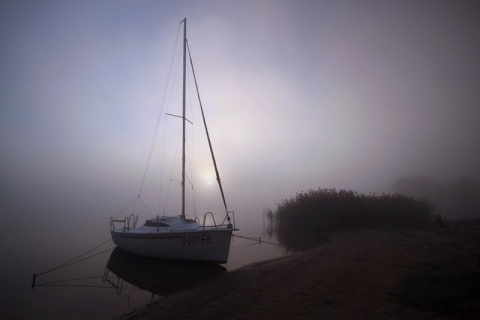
[229,242,259,255]
[32,238,114,289]
[36,240,114,277]
[232,234,280,247]
[34,276,108,288]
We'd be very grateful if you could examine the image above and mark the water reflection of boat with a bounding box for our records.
[103,248,226,296]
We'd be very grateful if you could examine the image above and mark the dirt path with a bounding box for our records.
[117,220,480,319]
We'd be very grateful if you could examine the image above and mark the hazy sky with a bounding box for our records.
[2,0,480,225]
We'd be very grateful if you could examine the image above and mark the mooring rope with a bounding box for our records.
[32,237,115,289]
[35,239,114,277]
[230,242,259,255]
[35,284,115,289]
[35,275,145,291]
[35,276,104,286]
[233,234,280,247]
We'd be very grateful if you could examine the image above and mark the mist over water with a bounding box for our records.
[2,0,480,318]
[2,185,281,319]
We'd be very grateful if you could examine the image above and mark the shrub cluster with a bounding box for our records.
[270,188,434,251]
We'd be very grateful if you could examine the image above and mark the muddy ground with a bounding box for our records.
[117,220,480,319]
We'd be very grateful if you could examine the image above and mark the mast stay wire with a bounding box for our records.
[186,40,229,215]
[161,128,183,217]
[186,60,198,218]
[160,43,185,217]
[137,22,182,200]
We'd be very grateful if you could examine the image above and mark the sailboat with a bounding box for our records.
[110,18,238,264]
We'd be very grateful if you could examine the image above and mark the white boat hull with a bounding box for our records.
[111,228,237,263]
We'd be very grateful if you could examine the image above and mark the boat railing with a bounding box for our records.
[110,213,139,231]
[131,214,139,229]
[110,216,131,232]
[201,211,235,230]
[202,212,216,230]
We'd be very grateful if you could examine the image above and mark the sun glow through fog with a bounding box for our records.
[2,0,480,230]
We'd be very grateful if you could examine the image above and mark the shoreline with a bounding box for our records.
[116,220,480,319]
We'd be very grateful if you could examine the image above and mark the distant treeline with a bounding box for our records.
[393,175,480,220]
[265,188,434,251]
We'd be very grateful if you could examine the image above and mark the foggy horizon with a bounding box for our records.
[2,0,480,239]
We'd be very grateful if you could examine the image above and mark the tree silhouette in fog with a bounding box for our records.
[393,175,480,219]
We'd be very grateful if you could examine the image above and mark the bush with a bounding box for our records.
[269,188,434,251]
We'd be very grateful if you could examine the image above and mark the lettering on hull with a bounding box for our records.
[183,234,212,246]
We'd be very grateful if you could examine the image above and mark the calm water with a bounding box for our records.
[2,213,283,320]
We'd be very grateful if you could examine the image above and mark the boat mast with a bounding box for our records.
[181,18,187,219]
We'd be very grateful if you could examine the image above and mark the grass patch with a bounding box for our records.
[394,261,480,315]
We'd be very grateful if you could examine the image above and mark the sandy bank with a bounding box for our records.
[116,221,480,319]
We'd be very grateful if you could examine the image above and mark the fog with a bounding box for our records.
[2,0,480,260]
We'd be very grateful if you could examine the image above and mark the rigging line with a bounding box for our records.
[162,128,183,216]
[158,115,168,216]
[185,173,194,189]
[115,195,141,220]
[137,196,153,219]
[186,67,198,218]
[156,54,183,216]
[184,141,196,215]
[138,22,182,197]
[186,40,229,215]
[36,245,115,277]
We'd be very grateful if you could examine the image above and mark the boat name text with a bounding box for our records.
[183,234,212,246]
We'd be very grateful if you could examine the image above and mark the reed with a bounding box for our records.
[269,188,434,251]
